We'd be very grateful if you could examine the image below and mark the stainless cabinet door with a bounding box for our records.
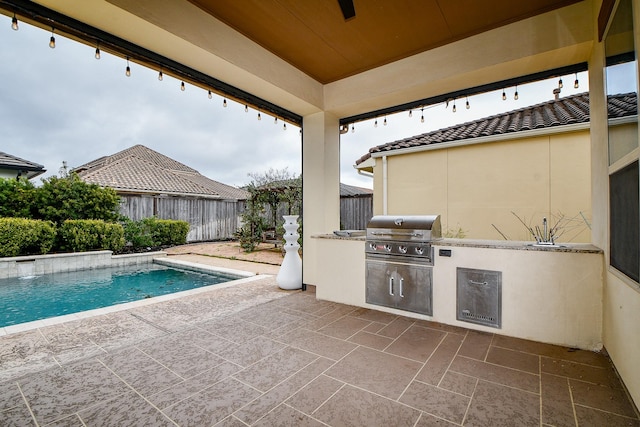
[365,260,397,311]
[365,260,432,315]
[395,263,432,316]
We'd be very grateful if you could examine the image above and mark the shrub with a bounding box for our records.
[122,218,155,248]
[123,217,189,249]
[0,218,56,257]
[59,219,125,252]
[236,196,268,252]
[150,218,190,246]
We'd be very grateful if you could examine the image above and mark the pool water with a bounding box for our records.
[0,264,240,328]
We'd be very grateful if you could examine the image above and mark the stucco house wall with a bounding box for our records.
[0,170,19,180]
[372,128,592,243]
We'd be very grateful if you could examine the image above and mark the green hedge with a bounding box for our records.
[0,218,56,257]
[123,217,190,248]
[59,219,125,252]
[149,218,190,246]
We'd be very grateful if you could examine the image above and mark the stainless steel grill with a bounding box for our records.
[365,215,441,315]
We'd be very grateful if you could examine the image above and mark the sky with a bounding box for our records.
[1,14,591,190]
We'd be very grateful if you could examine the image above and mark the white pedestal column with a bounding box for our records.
[276,215,302,290]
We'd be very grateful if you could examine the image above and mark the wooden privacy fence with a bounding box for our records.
[119,193,371,242]
[340,195,373,230]
[119,195,244,242]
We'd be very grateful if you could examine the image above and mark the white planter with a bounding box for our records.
[276,215,302,290]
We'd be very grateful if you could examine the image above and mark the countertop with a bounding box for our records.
[311,233,603,254]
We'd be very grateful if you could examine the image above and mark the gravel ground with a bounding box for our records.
[164,241,286,275]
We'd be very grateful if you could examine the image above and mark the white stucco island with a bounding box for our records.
[311,234,604,352]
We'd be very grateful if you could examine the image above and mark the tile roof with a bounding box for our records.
[74,145,248,200]
[340,183,373,197]
[0,151,46,179]
[356,92,637,165]
[0,152,45,171]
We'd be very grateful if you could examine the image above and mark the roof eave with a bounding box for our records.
[354,157,375,172]
[26,169,46,180]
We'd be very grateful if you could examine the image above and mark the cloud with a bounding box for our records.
[0,18,306,189]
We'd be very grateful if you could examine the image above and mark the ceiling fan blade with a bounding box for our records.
[337,0,356,20]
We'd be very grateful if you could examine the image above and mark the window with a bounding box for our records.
[605,0,639,282]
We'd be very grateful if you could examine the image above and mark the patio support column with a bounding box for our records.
[301,111,341,287]
[588,41,607,250]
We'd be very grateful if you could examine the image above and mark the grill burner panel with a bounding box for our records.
[366,241,431,261]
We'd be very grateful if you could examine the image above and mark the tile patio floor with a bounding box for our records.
[0,275,638,426]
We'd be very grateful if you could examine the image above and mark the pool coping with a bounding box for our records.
[0,257,271,337]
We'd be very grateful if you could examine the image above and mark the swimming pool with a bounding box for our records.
[0,263,241,328]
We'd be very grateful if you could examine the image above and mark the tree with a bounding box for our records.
[235,186,268,252]
[33,173,121,224]
[0,178,36,218]
[237,168,302,252]
[247,167,301,228]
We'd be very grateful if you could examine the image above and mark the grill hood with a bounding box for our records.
[366,215,442,241]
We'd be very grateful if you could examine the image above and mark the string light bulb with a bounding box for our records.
[94,43,101,60]
[158,69,163,81]
[223,99,227,108]
[420,108,425,123]
[125,57,131,77]
[502,89,506,101]
[49,28,56,49]
[408,110,412,118]
[207,90,212,99]
[466,96,470,109]
[383,117,387,126]
[452,100,457,113]
[180,81,185,91]
[514,85,519,100]
[574,73,579,89]
[374,119,378,128]
[558,77,563,89]
[258,112,261,120]
[283,122,287,130]
[274,117,278,124]
[351,125,355,133]
[11,13,18,31]
[245,105,248,113]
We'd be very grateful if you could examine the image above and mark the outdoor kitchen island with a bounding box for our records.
[311,234,604,351]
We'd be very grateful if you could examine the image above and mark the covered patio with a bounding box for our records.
[1,0,639,423]
[0,265,637,426]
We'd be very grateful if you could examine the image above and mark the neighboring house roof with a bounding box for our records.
[356,92,637,165]
[0,152,46,179]
[254,180,371,198]
[340,183,373,197]
[73,145,248,200]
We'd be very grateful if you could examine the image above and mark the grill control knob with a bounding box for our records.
[398,245,408,254]
[384,244,392,252]
[415,247,425,255]
[369,242,377,250]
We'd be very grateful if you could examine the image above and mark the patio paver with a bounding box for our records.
[0,274,638,426]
